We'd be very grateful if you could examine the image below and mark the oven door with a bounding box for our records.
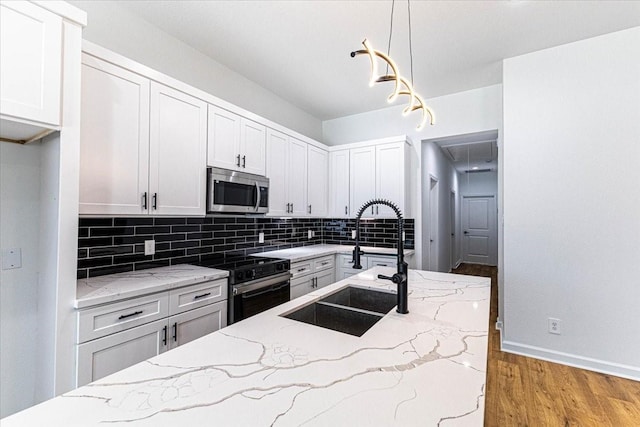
[229,272,291,324]
[207,167,269,214]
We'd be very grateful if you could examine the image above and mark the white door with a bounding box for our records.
[307,145,328,216]
[375,143,403,217]
[329,149,350,217]
[0,1,62,125]
[240,118,266,175]
[207,104,241,170]
[462,195,497,265]
[168,301,227,349]
[429,176,439,271]
[266,129,289,216]
[76,319,168,387]
[149,82,207,216]
[350,146,376,217]
[288,137,308,216]
[79,55,150,215]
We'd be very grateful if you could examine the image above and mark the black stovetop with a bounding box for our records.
[196,255,290,285]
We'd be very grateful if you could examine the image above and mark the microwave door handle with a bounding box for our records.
[254,181,261,212]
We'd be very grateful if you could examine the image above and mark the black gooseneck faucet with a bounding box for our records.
[352,199,409,314]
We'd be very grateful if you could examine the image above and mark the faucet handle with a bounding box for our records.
[377,274,394,282]
[378,273,404,284]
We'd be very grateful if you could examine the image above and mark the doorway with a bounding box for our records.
[450,190,457,270]
[462,195,497,265]
[429,175,439,271]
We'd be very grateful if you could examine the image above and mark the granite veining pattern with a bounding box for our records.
[75,264,229,308]
[9,267,489,426]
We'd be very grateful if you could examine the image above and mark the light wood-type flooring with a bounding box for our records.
[450,263,640,427]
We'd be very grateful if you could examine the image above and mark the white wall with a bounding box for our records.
[0,143,41,417]
[323,85,503,271]
[69,1,322,141]
[502,27,640,379]
[459,170,497,196]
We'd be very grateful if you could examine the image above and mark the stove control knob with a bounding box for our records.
[236,271,244,280]
[246,269,255,279]
[276,263,284,271]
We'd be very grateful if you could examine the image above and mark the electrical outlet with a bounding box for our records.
[144,240,155,256]
[258,232,264,244]
[548,317,561,335]
[308,230,312,239]
[351,230,356,239]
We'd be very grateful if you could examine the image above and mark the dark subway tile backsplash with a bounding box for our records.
[77,216,414,278]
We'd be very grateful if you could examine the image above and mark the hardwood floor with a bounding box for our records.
[451,263,640,427]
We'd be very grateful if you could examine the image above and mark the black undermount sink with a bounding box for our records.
[282,286,397,337]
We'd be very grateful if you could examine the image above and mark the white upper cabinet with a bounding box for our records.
[79,54,150,215]
[149,82,207,216]
[307,145,328,217]
[266,129,308,216]
[350,146,376,217]
[241,118,267,175]
[331,137,411,218]
[266,129,289,216]
[79,55,206,216]
[375,143,406,217]
[329,149,350,217]
[288,137,308,216]
[0,1,62,128]
[207,105,266,176]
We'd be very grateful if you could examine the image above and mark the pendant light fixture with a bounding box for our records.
[350,0,435,130]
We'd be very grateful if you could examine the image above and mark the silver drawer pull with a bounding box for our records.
[194,292,211,300]
[118,310,143,320]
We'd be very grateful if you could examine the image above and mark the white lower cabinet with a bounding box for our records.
[290,255,335,299]
[76,279,227,387]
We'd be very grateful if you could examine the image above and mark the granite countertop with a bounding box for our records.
[253,244,416,263]
[10,267,490,426]
[75,264,229,309]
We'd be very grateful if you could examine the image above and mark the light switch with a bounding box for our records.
[2,248,22,270]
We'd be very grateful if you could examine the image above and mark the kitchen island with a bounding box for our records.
[3,267,490,426]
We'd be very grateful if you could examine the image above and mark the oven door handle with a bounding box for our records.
[254,181,261,212]
[241,282,289,299]
[233,272,292,294]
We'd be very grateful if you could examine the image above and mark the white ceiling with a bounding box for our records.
[118,1,640,121]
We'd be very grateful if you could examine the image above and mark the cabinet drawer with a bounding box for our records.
[290,261,312,278]
[367,255,396,268]
[338,253,355,268]
[77,293,169,344]
[313,255,334,272]
[169,279,227,315]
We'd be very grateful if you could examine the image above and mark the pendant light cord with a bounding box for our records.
[386,0,395,76]
[408,0,414,85]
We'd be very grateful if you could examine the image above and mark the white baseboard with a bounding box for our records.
[501,339,640,381]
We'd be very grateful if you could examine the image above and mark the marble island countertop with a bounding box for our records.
[253,244,416,263]
[75,264,229,309]
[9,267,490,426]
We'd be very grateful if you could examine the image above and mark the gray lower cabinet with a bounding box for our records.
[290,255,335,299]
[76,279,227,387]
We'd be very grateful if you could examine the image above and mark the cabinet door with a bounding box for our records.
[266,129,289,216]
[350,146,376,217]
[77,319,168,387]
[0,1,62,125]
[288,137,308,216]
[79,55,150,215]
[307,145,328,217]
[149,82,207,216]
[240,118,266,175]
[207,104,241,170]
[375,143,404,217]
[290,275,314,300]
[329,150,350,217]
[168,301,227,349]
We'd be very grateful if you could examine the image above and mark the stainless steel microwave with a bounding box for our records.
[207,167,269,214]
